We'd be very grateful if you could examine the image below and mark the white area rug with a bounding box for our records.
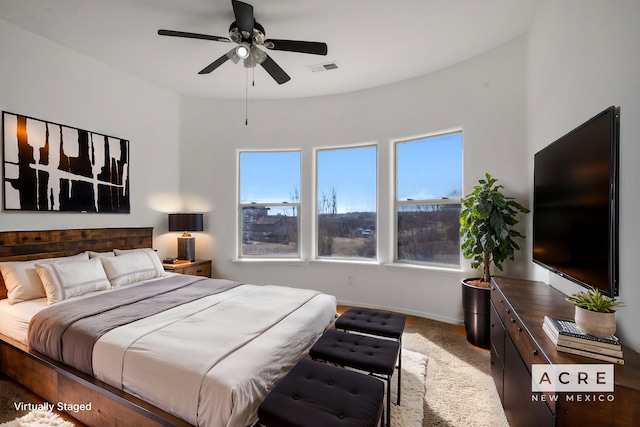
[391,349,428,427]
[0,411,74,427]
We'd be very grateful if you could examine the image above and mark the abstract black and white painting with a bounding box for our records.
[2,112,130,213]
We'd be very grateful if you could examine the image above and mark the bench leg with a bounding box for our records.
[386,375,392,427]
[397,343,402,406]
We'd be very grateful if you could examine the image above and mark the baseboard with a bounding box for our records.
[336,299,463,326]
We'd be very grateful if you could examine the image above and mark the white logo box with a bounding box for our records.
[532,364,615,393]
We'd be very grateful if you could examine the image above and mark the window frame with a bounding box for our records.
[314,143,379,261]
[238,149,302,259]
[393,131,463,267]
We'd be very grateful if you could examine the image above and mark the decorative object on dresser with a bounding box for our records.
[168,212,204,261]
[490,276,640,427]
[2,111,130,213]
[459,173,529,349]
[565,285,624,338]
[542,316,624,364]
[162,259,212,278]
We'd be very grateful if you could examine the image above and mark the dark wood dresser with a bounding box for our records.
[490,277,640,427]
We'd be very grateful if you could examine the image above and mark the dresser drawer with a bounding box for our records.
[180,263,211,277]
[491,285,545,370]
[164,260,212,277]
[490,303,506,364]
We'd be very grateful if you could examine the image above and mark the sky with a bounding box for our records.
[240,132,462,214]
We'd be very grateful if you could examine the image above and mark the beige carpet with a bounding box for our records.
[401,316,509,427]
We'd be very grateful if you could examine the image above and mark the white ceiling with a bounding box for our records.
[0,0,539,100]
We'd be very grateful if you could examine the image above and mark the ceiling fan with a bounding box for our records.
[158,0,328,85]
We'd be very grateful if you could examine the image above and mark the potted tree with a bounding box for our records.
[566,286,624,338]
[459,173,529,348]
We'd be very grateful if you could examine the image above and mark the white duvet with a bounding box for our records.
[0,281,337,427]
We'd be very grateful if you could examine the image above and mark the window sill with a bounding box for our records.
[384,262,462,273]
[232,258,306,267]
[309,258,381,268]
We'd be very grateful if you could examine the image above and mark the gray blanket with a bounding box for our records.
[28,275,240,375]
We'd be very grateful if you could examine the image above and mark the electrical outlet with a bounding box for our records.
[347,275,355,285]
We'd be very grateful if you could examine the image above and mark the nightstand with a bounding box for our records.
[163,259,212,278]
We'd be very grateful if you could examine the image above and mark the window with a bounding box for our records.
[239,151,300,257]
[316,145,377,260]
[395,132,463,266]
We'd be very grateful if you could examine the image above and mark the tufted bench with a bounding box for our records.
[335,307,406,405]
[335,307,406,342]
[309,329,400,427]
[258,359,384,427]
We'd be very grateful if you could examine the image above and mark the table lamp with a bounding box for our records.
[168,213,204,261]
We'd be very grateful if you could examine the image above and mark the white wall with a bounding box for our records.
[178,36,529,323]
[0,19,181,249]
[527,0,640,351]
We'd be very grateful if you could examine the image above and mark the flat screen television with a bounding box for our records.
[532,106,620,296]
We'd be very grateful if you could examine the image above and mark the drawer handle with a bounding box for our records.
[518,327,522,332]
[197,269,203,273]
[533,349,538,356]
[511,318,516,323]
[506,309,511,314]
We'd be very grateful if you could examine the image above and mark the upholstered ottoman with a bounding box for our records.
[335,307,406,406]
[258,359,384,427]
[335,307,406,342]
[309,329,400,427]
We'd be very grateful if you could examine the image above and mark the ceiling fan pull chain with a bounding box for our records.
[245,66,249,125]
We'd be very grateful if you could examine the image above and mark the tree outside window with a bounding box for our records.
[317,145,377,260]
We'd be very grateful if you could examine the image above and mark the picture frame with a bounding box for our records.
[2,111,130,213]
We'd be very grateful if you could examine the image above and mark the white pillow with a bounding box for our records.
[86,250,115,258]
[35,257,111,304]
[0,252,89,304]
[100,249,164,288]
[114,248,152,256]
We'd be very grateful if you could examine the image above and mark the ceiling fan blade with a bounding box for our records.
[232,0,254,37]
[264,39,328,56]
[198,51,233,74]
[158,29,230,43]
[260,54,291,84]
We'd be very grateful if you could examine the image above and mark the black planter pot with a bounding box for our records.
[461,279,491,349]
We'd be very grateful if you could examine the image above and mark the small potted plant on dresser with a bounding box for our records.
[566,286,624,338]
[459,173,529,348]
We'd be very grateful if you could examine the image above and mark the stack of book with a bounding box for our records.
[543,316,624,365]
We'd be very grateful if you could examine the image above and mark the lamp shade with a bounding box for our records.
[168,213,204,232]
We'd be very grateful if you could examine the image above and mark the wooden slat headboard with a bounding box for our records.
[0,227,153,299]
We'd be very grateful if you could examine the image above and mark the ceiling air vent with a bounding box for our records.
[308,62,338,72]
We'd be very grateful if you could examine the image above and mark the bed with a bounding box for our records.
[0,228,337,427]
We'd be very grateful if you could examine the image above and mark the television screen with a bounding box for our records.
[533,106,619,296]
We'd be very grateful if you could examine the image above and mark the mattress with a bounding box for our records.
[0,275,337,427]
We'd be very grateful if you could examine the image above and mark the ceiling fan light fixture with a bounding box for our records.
[251,46,267,65]
[236,43,251,59]
[226,48,241,64]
